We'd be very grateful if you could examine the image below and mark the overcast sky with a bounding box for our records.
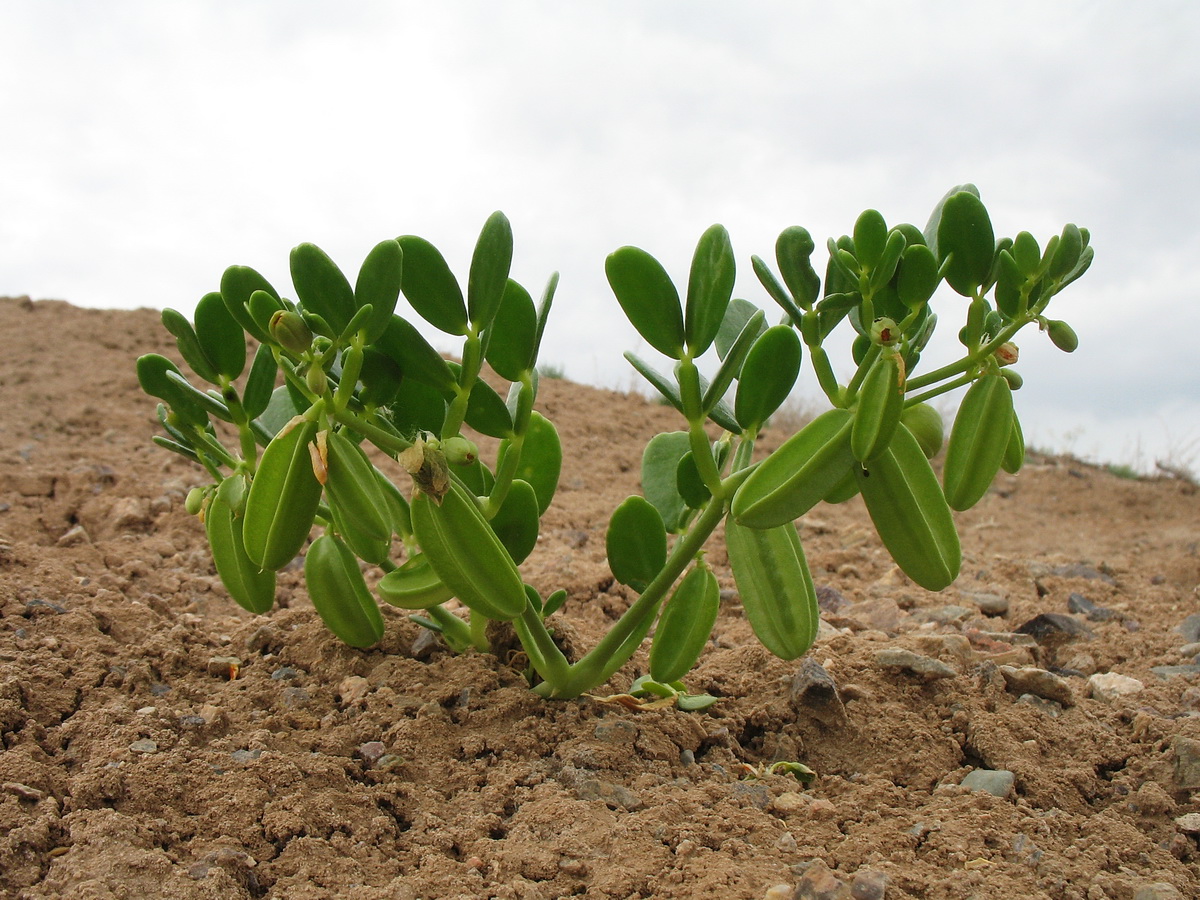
[3,0,1197,471]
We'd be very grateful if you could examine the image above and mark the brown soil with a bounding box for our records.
[1,295,1198,900]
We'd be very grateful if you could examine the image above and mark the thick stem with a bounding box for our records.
[539,496,728,698]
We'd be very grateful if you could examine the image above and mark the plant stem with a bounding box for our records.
[534,495,728,698]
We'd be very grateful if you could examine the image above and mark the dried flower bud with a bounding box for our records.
[994,342,1019,366]
[399,436,451,504]
[269,310,313,355]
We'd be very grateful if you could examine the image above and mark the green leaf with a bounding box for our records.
[735,326,802,431]
[853,209,888,270]
[242,343,278,420]
[194,291,246,380]
[497,411,561,515]
[396,235,468,335]
[468,211,514,330]
[704,307,767,411]
[776,226,820,310]
[485,279,538,381]
[354,239,404,343]
[460,373,513,438]
[675,452,711,509]
[387,378,447,437]
[375,315,455,392]
[625,353,740,433]
[897,244,940,310]
[751,255,804,325]
[290,242,356,336]
[606,246,685,359]
[684,224,735,356]
[248,290,287,341]
[936,191,995,297]
[606,495,668,592]
[714,297,767,361]
[641,431,692,533]
[219,264,278,344]
[490,478,540,565]
[921,183,980,257]
[161,308,219,384]
[136,354,209,427]
[1049,223,1083,280]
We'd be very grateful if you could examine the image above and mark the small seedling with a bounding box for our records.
[140,185,1089,700]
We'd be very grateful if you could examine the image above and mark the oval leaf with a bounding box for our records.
[485,279,537,381]
[468,211,514,330]
[735,326,802,431]
[606,495,668,592]
[606,246,685,359]
[290,242,356,336]
[684,223,735,356]
[355,239,404,342]
[397,235,468,335]
[194,291,246,380]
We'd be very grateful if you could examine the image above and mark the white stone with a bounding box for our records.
[1088,672,1144,702]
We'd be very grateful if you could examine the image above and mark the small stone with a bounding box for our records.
[1015,612,1094,647]
[357,741,386,766]
[206,656,242,679]
[1179,642,1200,659]
[270,666,302,681]
[845,597,908,632]
[1151,665,1200,681]
[1173,737,1200,790]
[998,666,1075,706]
[1175,613,1200,644]
[733,782,771,809]
[962,591,1009,616]
[1133,885,1184,900]
[763,885,793,900]
[809,798,837,818]
[593,720,637,744]
[776,831,799,851]
[794,859,852,900]
[816,585,851,613]
[771,791,809,815]
[960,769,1015,798]
[3,781,45,802]
[1088,672,1145,702]
[1174,812,1200,833]
[910,605,974,627]
[1181,686,1200,712]
[573,778,642,810]
[874,648,957,681]
[129,739,158,754]
[56,525,90,547]
[790,658,847,726]
[280,687,311,707]
[24,598,68,615]
[245,624,279,653]
[850,869,889,900]
[410,626,444,659]
[1048,563,1115,583]
[337,675,371,704]
[230,749,262,762]
[1067,592,1117,622]
[1016,694,1064,717]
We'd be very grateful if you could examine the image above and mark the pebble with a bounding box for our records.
[790,659,847,726]
[1088,672,1145,702]
[1015,612,1094,647]
[594,720,638,745]
[206,656,242,679]
[1066,592,1117,621]
[270,666,302,681]
[1016,694,1064,717]
[1173,737,1200,790]
[1176,613,1200,644]
[874,648,957,681]
[793,859,852,900]
[771,791,809,815]
[129,739,158,754]
[3,781,45,802]
[960,769,1015,798]
[1133,885,1185,900]
[357,741,386,766]
[338,675,371,704]
[1151,665,1200,680]
[962,591,1009,616]
[998,666,1075,706]
[910,605,974,627]
[1179,642,1200,659]
[572,777,642,811]
[1174,812,1200,833]
[850,869,889,900]
[763,885,793,900]
[230,749,262,762]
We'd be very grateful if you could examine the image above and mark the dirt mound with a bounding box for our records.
[1,295,1198,899]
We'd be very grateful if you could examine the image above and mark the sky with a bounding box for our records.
[2,0,1198,472]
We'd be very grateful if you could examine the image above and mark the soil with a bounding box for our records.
[1,295,1199,900]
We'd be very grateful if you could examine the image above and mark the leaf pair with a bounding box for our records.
[606,224,734,359]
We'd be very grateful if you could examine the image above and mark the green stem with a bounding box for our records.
[536,496,728,698]
[468,610,490,653]
[331,407,413,457]
[808,345,842,405]
[514,601,571,687]
[904,372,975,407]
[843,342,882,404]
[442,330,483,440]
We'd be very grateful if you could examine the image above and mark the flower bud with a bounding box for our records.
[870,317,900,346]
[1045,319,1078,353]
[994,342,1019,366]
[1000,368,1024,390]
[269,310,313,355]
[185,486,207,517]
[305,363,328,396]
[442,436,479,466]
